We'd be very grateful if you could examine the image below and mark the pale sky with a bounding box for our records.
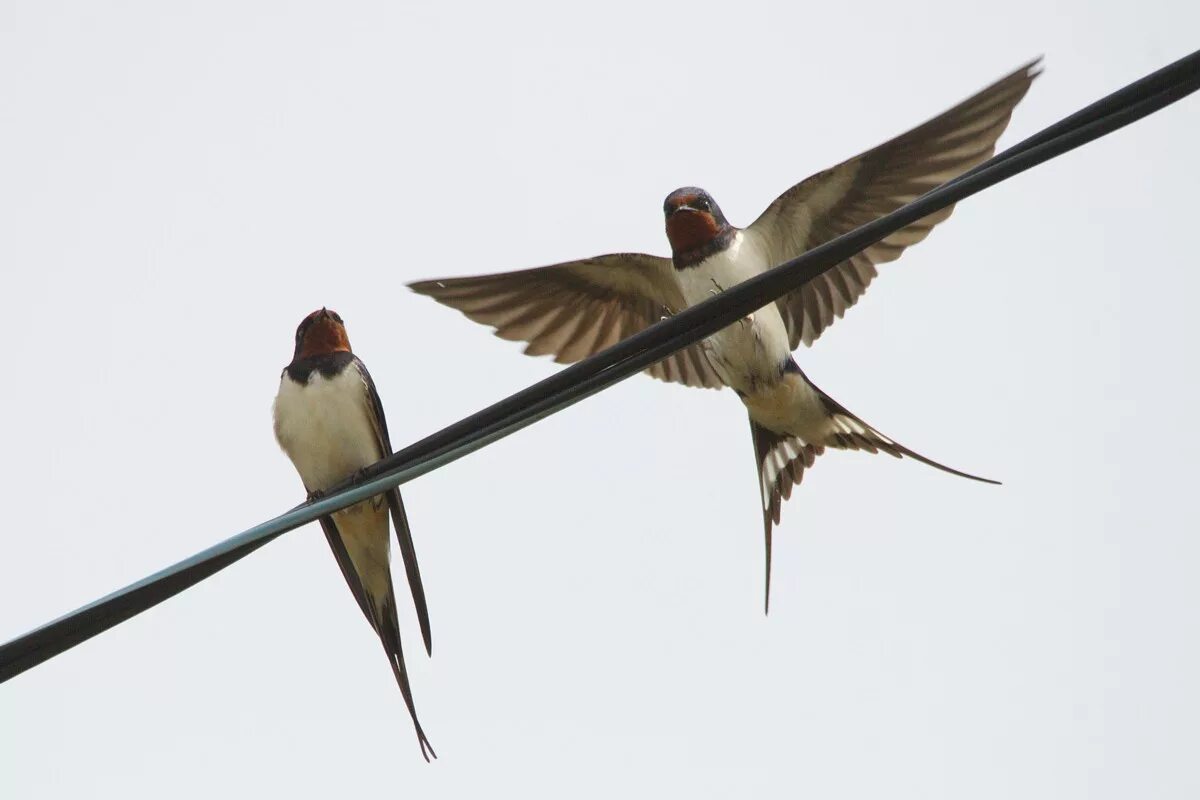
[1,2,1198,798]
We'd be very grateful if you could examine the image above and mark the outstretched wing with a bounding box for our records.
[745,60,1041,348]
[410,253,724,389]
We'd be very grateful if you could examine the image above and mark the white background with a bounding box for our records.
[1,1,1197,797]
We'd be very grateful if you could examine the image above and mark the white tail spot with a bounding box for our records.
[760,435,808,509]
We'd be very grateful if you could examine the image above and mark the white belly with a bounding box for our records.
[273,367,382,493]
[675,233,793,393]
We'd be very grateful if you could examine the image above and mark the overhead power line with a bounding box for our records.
[2,49,1198,684]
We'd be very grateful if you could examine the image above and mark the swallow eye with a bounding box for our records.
[695,197,711,212]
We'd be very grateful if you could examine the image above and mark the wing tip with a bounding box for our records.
[408,276,482,297]
[1021,55,1046,80]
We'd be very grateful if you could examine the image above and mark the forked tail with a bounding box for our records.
[749,392,998,613]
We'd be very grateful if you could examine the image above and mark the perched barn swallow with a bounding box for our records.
[411,61,1038,611]
[272,308,435,760]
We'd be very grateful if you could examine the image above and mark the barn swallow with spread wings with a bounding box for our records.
[273,308,435,760]
[411,61,1039,611]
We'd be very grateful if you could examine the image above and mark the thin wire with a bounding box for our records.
[2,51,1197,684]
[940,50,1200,193]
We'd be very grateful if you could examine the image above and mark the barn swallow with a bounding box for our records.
[272,308,435,760]
[410,61,1038,612]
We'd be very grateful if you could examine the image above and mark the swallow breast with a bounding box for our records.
[675,233,792,392]
[273,368,383,493]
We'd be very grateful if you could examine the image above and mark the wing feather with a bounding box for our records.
[353,358,433,657]
[746,60,1041,347]
[410,253,724,389]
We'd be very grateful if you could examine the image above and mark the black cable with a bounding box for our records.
[2,50,1197,684]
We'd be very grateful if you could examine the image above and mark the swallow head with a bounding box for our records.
[292,307,352,361]
[663,187,735,267]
